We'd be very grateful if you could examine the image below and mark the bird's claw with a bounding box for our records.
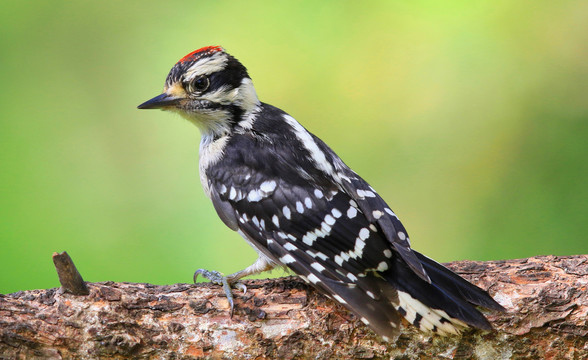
[193,269,246,317]
[234,282,247,295]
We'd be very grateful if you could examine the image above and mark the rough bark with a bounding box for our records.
[1,255,587,359]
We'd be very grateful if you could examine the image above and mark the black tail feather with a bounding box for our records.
[415,252,505,312]
[385,251,504,331]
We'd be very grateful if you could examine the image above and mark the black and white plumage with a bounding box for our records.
[138,46,504,340]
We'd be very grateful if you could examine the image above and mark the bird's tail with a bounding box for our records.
[384,251,505,335]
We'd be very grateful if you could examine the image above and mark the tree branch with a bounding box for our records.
[1,255,587,359]
[52,251,89,296]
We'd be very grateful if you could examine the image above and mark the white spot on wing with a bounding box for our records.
[280,254,296,264]
[357,189,377,198]
[307,274,320,284]
[302,231,318,246]
[347,206,358,219]
[340,252,350,262]
[310,262,325,272]
[306,250,329,261]
[364,190,376,197]
[347,273,358,281]
[324,214,336,225]
[314,228,327,238]
[283,243,296,251]
[353,238,366,258]
[235,189,244,201]
[385,208,398,218]
[247,189,263,202]
[314,189,324,199]
[282,206,291,219]
[272,215,280,227]
[260,180,277,193]
[316,252,329,261]
[377,261,389,271]
[296,201,304,213]
[359,228,370,240]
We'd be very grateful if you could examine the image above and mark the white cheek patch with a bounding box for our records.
[200,86,232,104]
[198,80,259,114]
[235,78,260,114]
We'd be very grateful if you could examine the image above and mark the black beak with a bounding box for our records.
[137,93,182,109]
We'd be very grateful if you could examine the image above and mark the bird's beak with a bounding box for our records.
[137,93,182,109]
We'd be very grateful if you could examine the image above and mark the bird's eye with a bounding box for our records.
[187,75,210,93]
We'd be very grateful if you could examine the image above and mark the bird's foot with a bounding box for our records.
[193,269,247,316]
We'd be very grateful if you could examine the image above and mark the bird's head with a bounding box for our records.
[138,46,260,135]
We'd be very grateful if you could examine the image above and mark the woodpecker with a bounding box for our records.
[138,46,504,340]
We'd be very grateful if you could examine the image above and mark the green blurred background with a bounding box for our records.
[1,1,587,294]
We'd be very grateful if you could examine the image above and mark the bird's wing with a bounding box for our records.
[310,133,430,282]
[205,131,406,337]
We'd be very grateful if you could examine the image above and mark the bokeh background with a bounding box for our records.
[1,1,587,294]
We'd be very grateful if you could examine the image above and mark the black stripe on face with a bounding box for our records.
[220,55,250,87]
[196,56,250,95]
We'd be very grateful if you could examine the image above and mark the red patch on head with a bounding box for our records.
[178,46,224,63]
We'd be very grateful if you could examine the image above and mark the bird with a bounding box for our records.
[137,46,505,340]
